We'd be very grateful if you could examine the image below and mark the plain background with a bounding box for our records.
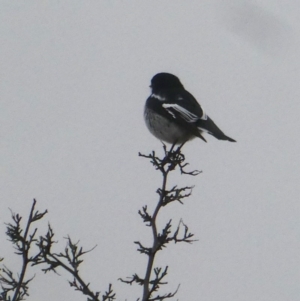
[1,1,299,300]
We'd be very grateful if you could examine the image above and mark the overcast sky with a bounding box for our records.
[1,1,300,300]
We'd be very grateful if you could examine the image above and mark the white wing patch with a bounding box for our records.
[197,126,212,135]
[151,93,165,101]
[162,103,199,123]
[201,110,208,120]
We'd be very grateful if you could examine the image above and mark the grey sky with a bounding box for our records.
[1,1,299,300]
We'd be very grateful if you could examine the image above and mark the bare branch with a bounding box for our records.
[119,274,144,286]
[124,145,199,300]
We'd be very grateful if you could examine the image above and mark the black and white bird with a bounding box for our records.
[144,72,236,144]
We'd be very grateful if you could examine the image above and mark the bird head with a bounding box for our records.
[150,73,184,93]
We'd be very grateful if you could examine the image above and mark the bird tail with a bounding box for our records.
[197,117,236,142]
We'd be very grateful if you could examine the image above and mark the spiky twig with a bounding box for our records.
[33,225,115,301]
[121,145,199,300]
[1,201,116,301]
[0,199,47,301]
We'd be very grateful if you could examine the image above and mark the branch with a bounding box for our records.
[1,199,47,301]
[138,144,201,176]
[122,144,199,300]
[33,224,114,301]
[158,185,194,206]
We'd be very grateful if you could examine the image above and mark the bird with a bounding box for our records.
[144,72,236,145]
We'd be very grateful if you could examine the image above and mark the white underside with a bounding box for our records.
[144,107,195,144]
